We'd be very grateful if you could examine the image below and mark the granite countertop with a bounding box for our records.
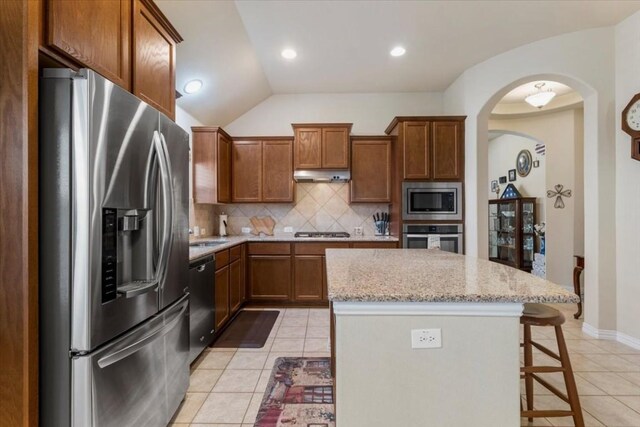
[188,234,400,262]
[325,248,580,304]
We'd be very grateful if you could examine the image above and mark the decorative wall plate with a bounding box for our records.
[516,149,533,177]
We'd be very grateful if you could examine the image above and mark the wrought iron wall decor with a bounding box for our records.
[547,184,572,209]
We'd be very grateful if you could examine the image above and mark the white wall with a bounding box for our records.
[490,109,585,289]
[615,11,640,344]
[225,92,443,136]
[488,133,546,216]
[443,27,617,334]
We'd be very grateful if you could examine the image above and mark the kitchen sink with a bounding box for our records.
[189,241,228,248]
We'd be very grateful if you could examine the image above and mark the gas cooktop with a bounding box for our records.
[294,231,351,238]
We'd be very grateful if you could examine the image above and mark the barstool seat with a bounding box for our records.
[520,303,585,427]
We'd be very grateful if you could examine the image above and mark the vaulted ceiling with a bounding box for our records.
[157,0,640,126]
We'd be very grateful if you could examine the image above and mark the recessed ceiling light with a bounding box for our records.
[183,79,203,94]
[281,48,297,59]
[390,46,406,57]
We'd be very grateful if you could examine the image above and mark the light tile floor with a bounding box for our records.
[170,305,640,427]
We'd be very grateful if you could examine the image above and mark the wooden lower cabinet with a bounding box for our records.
[351,242,398,249]
[229,258,242,314]
[241,241,399,305]
[248,256,292,300]
[293,256,324,302]
[214,266,229,330]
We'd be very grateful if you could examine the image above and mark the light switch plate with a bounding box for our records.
[241,227,251,234]
[284,226,293,233]
[411,328,442,349]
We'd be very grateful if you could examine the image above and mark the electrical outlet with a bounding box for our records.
[241,227,251,234]
[354,226,363,236]
[411,328,442,349]
[284,226,293,233]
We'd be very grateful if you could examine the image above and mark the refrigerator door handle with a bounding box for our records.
[152,131,173,288]
[117,279,159,298]
[97,299,188,369]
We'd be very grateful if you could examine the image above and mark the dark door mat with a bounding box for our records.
[212,310,279,348]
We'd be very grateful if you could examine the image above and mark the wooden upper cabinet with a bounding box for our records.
[262,140,294,202]
[403,121,431,180]
[322,127,350,169]
[386,117,465,183]
[45,0,132,89]
[132,0,182,120]
[192,127,231,204]
[294,128,322,169]
[432,121,463,180]
[350,137,392,203]
[293,124,352,170]
[217,133,232,202]
[232,140,263,202]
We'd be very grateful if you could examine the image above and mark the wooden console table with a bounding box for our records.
[573,256,584,319]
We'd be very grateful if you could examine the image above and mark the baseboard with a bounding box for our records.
[582,322,640,350]
[617,331,640,350]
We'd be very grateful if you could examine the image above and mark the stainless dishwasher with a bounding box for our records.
[188,255,215,363]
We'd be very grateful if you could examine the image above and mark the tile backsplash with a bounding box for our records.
[190,183,389,237]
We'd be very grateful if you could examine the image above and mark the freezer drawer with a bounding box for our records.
[71,295,189,427]
[189,255,215,363]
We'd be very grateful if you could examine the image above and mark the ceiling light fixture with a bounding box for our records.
[183,79,203,94]
[390,46,406,57]
[281,48,297,59]
[525,82,556,108]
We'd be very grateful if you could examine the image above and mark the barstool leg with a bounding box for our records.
[555,325,585,427]
[523,324,534,422]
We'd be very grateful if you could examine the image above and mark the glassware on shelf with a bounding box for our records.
[488,197,537,271]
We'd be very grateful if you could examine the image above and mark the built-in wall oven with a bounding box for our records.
[402,182,463,221]
[403,224,464,254]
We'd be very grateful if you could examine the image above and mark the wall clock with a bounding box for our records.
[621,92,640,161]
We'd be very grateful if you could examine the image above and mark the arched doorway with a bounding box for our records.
[487,84,585,293]
[466,72,616,334]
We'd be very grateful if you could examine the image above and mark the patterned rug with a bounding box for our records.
[254,357,335,427]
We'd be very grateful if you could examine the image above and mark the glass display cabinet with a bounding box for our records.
[489,197,536,272]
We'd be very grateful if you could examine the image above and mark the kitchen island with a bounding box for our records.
[325,248,579,427]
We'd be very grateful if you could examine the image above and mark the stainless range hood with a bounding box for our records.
[293,170,351,183]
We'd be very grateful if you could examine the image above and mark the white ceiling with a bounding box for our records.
[156,0,271,126]
[158,0,640,125]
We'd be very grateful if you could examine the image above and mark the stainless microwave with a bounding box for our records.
[402,182,463,221]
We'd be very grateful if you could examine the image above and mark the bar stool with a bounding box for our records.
[520,303,585,427]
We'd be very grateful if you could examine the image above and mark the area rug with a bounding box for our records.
[212,310,279,348]
[254,357,335,427]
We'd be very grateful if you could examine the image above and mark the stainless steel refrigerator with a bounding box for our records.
[39,69,190,427]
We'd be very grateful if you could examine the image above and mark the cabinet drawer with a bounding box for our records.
[229,244,242,262]
[294,242,350,255]
[215,249,230,267]
[247,242,291,255]
[351,242,398,249]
